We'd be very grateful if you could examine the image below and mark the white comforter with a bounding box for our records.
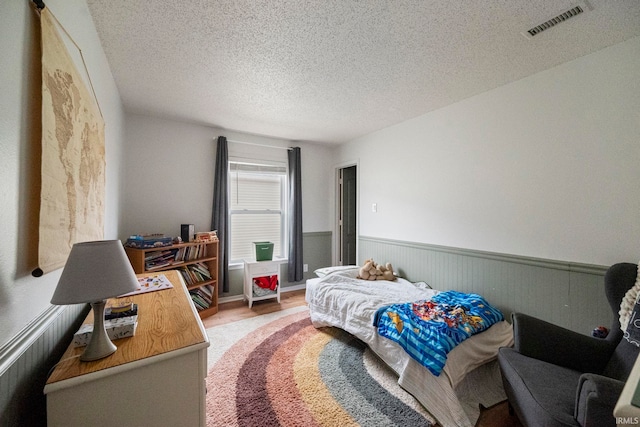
[305,268,514,427]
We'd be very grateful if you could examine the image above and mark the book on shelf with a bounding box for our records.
[177,267,194,285]
[198,284,213,299]
[144,249,176,261]
[189,290,211,310]
[191,294,210,308]
[174,247,186,261]
[192,287,212,302]
[143,242,212,266]
[176,262,212,285]
[187,269,198,285]
[144,249,180,270]
[190,264,211,281]
[186,244,206,261]
[191,262,211,278]
[146,260,173,270]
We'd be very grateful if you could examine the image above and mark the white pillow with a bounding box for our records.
[314,265,359,278]
[413,281,432,290]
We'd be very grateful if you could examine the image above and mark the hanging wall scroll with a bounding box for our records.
[36,7,105,275]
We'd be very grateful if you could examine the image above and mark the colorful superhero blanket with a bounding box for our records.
[374,290,504,376]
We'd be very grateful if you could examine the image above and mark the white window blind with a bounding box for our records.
[229,161,286,262]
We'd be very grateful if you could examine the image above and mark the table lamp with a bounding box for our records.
[51,240,139,361]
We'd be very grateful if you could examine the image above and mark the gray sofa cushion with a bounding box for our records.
[499,347,581,427]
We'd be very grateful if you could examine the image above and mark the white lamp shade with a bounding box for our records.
[51,240,139,305]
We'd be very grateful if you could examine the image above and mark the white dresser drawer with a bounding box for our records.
[246,261,279,276]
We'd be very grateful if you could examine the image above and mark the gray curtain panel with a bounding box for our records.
[212,136,229,293]
[288,147,303,282]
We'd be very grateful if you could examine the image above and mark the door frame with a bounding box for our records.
[334,160,359,266]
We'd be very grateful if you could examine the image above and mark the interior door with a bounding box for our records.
[339,165,357,265]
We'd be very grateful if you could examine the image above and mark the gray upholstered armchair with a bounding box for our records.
[498,262,639,427]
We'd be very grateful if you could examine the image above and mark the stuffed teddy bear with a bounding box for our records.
[358,258,396,281]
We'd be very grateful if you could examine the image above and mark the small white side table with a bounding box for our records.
[243,258,287,308]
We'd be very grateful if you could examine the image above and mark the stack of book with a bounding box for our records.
[173,243,207,263]
[189,285,213,311]
[72,304,139,348]
[177,262,211,286]
[144,249,180,270]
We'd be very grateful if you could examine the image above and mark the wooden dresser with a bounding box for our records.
[44,270,210,427]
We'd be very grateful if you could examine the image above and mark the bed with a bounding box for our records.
[305,266,514,427]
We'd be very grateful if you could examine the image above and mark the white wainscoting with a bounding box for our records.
[0,304,88,425]
[359,236,610,335]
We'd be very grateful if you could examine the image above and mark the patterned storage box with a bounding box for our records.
[72,315,138,348]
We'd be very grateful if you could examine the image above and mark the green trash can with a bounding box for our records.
[253,242,274,261]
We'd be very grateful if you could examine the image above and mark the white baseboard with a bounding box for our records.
[218,283,306,305]
[282,283,307,292]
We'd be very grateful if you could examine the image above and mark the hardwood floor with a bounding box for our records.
[202,289,308,328]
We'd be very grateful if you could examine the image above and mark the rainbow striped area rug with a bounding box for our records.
[206,310,436,426]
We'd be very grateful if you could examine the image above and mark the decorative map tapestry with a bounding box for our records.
[38,8,105,274]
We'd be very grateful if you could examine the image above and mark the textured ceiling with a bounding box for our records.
[86,0,640,144]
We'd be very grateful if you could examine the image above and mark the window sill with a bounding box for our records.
[229,257,288,271]
[229,262,244,271]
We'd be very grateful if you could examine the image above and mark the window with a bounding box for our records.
[229,161,287,262]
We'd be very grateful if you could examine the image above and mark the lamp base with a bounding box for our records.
[80,300,117,362]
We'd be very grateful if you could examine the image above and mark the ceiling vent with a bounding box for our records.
[523,2,591,39]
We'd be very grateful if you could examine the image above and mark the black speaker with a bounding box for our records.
[181,224,194,242]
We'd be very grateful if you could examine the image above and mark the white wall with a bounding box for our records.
[0,0,124,348]
[338,36,640,267]
[297,142,335,232]
[121,114,216,238]
[121,113,334,241]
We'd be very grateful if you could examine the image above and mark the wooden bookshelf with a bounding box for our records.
[125,240,218,318]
